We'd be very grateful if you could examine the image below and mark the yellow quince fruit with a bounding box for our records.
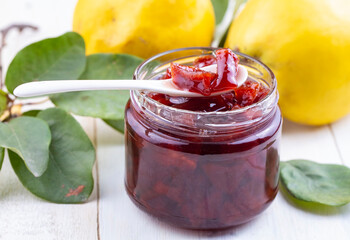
[73,0,215,59]
[225,0,350,125]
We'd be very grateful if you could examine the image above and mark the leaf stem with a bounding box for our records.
[211,0,247,48]
[19,97,50,106]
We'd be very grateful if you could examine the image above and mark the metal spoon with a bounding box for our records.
[13,64,248,98]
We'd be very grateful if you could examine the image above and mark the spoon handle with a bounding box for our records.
[13,79,168,97]
[13,64,247,98]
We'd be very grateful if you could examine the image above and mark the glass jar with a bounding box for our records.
[124,48,282,230]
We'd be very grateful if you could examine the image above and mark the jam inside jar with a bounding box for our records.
[125,48,282,230]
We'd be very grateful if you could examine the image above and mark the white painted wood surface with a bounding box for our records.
[1,1,350,239]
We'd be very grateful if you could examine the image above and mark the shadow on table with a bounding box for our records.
[139,207,256,238]
[279,183,350,216]
[194,222,253,238]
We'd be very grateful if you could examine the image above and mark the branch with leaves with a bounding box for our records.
[0,0,245,205]
[0,29,142,203]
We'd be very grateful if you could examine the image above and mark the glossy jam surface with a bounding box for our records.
[167,48,240,96]
[149,78,269,112]
[214,48,239,92]
[151,49,269,111]
[170,63,217,96]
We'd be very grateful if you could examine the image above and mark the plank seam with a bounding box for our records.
[93,119,101,240]
[328,124,345,165]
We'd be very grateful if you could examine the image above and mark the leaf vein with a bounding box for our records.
[36,45,82,81]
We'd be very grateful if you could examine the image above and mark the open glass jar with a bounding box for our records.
[124,48,282,230]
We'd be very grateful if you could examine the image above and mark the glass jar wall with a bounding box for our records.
[124,48,282,230]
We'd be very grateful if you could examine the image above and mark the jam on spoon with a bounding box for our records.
[151,48,269,112]
[170,63,218,96]
[170,48,239,96]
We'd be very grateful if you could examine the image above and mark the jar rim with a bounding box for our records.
[133,47,277,116]
[131,47,279,133]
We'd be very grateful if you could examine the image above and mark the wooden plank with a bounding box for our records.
[281,120,343,164]
[0,0,98,239]
[97,117,350,240]
[266,120,350,240]
[0,117,98,240]
[329,114,350,167]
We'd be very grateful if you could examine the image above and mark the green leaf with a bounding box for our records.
[51,90,130,120]
[211,0,230,25]
[22,110,40,117]
[79,53,143,80]
[103,119,124,133]
[0,90,8,117]
[0,117,51,176]
[5,32,86,94]
[50,53,143,120]
[0,148,4,170]
[280,160,350,206]
[9,108,95,203]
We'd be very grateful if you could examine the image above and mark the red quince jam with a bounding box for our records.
[125,101,280,229]
[165,48,240,96]
[194,55,216,68]
[150,48,269,111]
[125,49,281,230]
[149,79,269,112]
[170,63,218,96]
[213,48,239,92]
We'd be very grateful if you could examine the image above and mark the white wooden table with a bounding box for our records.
[1,1,350,239]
